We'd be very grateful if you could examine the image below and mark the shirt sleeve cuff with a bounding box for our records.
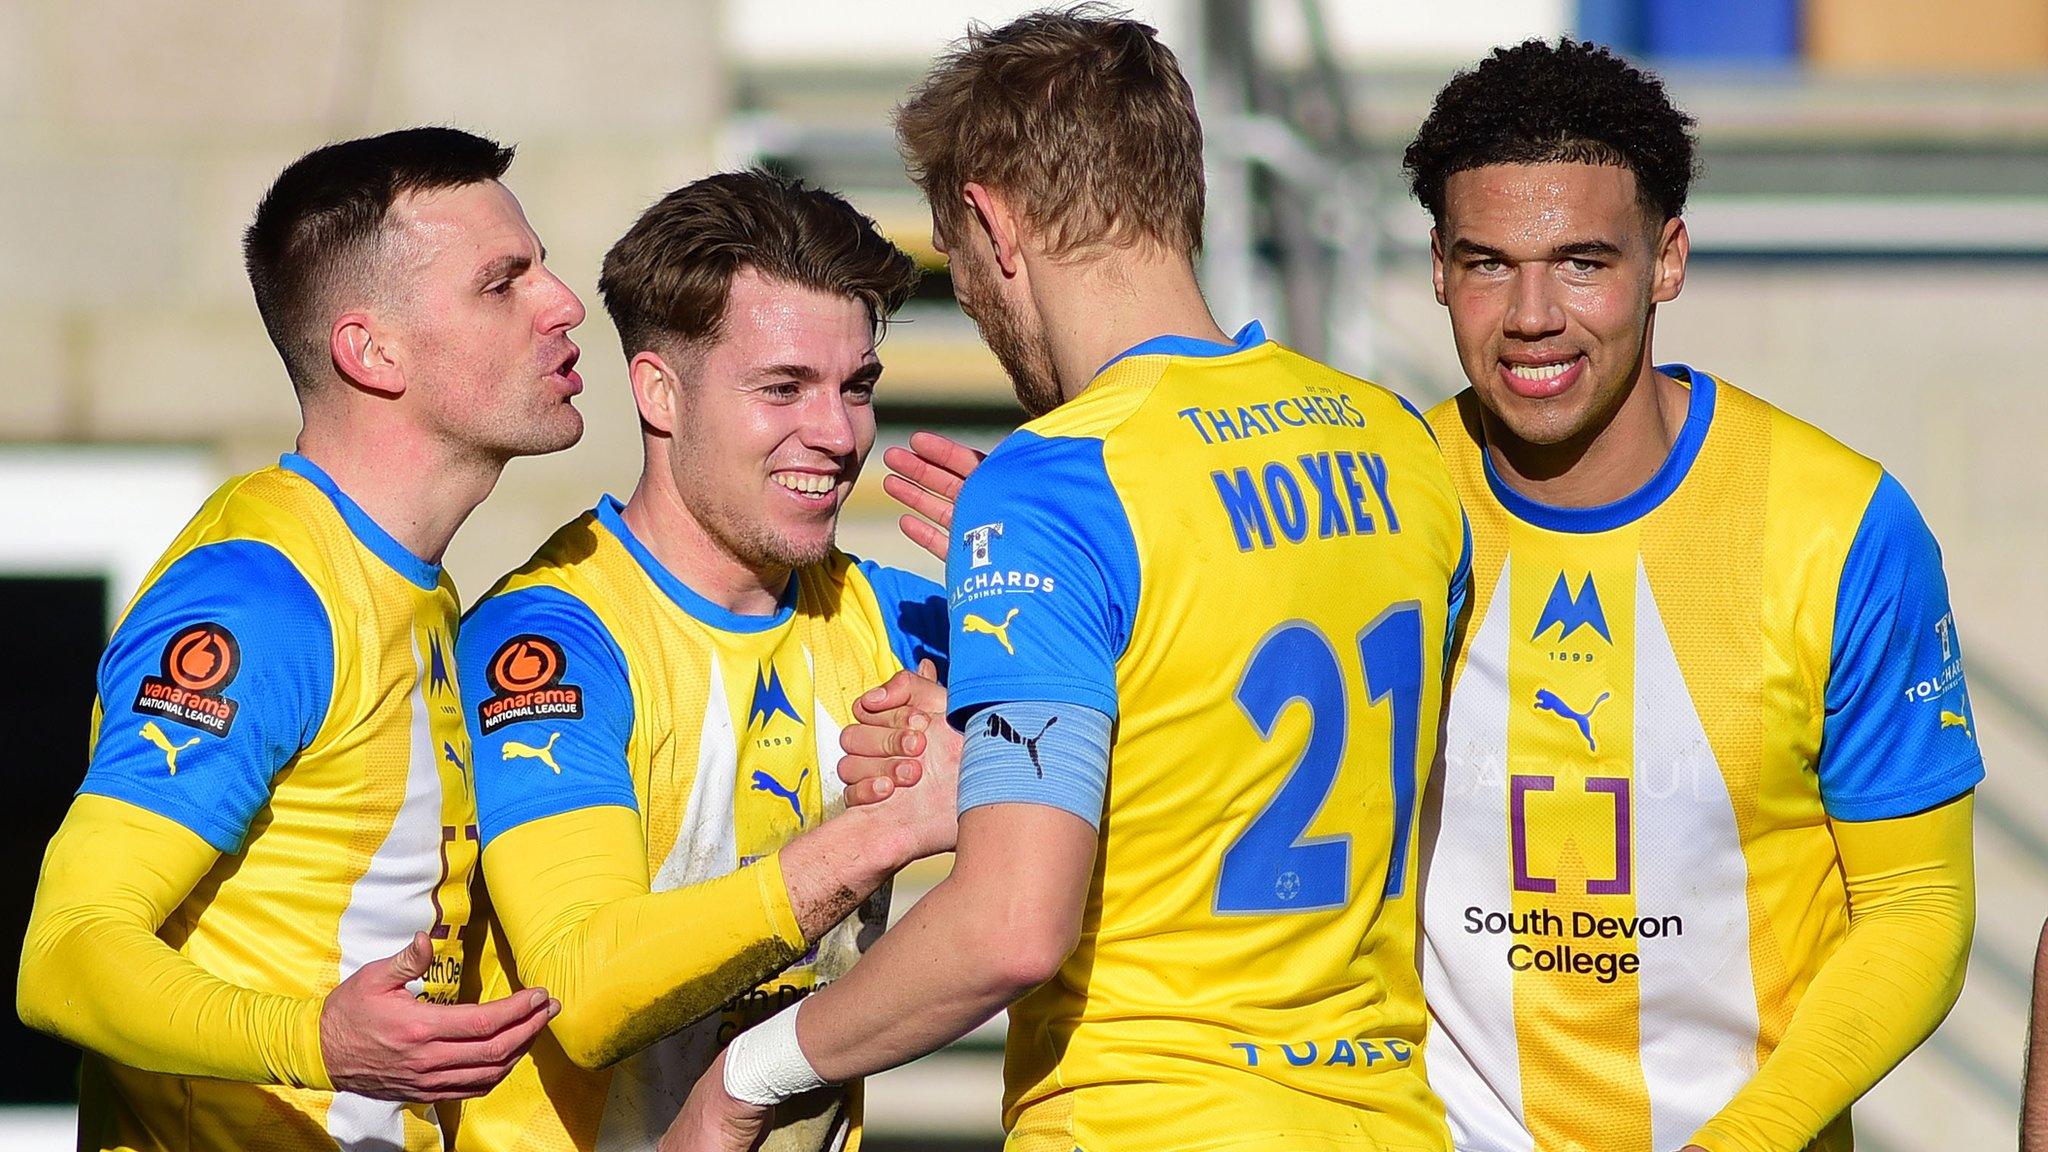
[286,992,332,1091]
[1824,756,1984,822]
[753,852,806,951]
[947,676,1118,729]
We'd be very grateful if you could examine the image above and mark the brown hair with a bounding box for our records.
[598,169,920,361]
[243,127,514,392]
[895,4,1205,259]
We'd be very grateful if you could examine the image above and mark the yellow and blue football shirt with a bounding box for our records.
[1419,369,1984,1152]
[72,453,476,1152]
[453,495,946,1152]
[943,323,1468,1152]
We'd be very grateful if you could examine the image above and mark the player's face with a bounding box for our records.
[384,180,586,459]
[1432,162,1685,447]
[936,219,1061,417]
[667,270,880,573]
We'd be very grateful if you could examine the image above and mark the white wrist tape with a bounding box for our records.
[722,1001,828,1106]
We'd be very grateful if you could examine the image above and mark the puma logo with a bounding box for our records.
[502,732,563,774]
[750,767,811,826]
[443,741,468,779]
[984,712,1058,777]
[1533,688,1609,752]
[1940,710,1971,738]
[139,721,201,775]
[963,608,1021,655]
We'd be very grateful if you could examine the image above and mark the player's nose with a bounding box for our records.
[535,267,586,334]
[803,391,859,457]
[1503,268,1565,339]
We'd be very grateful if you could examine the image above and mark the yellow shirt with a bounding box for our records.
[452,496,947,1152]
[940,324,1467,1152]
[1421,371,1983,1152]
[25,454,474,1152]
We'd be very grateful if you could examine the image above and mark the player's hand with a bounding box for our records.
[658,1049,769,1152]
[883,431,983,562]
[320,932,559,1101]
[840,659,951,804]
[840,661,959,859]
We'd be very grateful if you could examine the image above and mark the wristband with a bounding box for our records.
[722,1001,828,1106]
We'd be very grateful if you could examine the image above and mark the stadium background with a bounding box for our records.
[1,1,2044,1147]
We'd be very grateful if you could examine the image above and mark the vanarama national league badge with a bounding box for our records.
[131,622,242,737]
[477,634,584,734]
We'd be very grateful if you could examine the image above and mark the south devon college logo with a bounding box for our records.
[131,622,241,737]
[477,634,583,735]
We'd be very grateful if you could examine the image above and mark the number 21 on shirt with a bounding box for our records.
[1215,602,1424,915]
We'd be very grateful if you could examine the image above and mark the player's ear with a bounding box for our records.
[331,312,404,398]
[629,349,680,436]
[1430,227,1449,306]
[962,182,1022,278]
[1652,216,1688,304]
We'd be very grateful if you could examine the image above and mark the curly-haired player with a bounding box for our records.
[1407,39,1980,1152]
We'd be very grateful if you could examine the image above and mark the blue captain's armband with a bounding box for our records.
[852,559,950,682]
[958,701,1112,829]
[1819,472,1985,821]
[459,586,637,846]
[944,431,1140,728]
[78,541,335,855]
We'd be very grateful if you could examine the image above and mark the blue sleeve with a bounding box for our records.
[78,541,334,854]
[852,559,950,683]
[459,586,637,847]
[943,431,1141,728]
[958,701,1112,829]
[1818,472,1984,821]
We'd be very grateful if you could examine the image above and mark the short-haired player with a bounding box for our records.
[21,126,580,1152]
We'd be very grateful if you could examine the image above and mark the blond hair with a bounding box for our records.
[896,5,1205,259]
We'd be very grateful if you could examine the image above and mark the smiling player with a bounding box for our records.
[1407,40,1980,1152]
[667,11,1467,1152]
[843,34,1982,1152]
[451,170,954,1152]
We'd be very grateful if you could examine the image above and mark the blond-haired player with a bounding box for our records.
[667,11,1467,1151]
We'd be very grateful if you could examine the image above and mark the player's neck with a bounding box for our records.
[1483,361,1692,509]
[619,471,791,617]
[293,418,500,566]
[1034,246,1230,401]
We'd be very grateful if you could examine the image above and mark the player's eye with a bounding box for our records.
[844,381,876,405]
[485,279,514,296]
[1469,258,1507,274]
[766,381,802,400]
[1565,258,1603,274]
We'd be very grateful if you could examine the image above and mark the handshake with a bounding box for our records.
[835,659,960,849]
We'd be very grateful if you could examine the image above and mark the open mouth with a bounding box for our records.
[1499,354,1583,399]
[546,346,583,394]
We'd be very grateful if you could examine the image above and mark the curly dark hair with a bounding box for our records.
[1404,39,1698,224]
